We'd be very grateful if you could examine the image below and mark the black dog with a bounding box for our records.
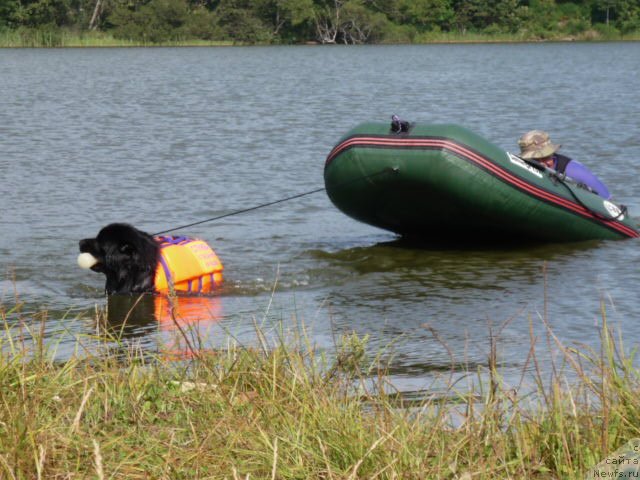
[79,223,159,294]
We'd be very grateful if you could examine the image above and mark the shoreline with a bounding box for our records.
[1,301,639,478]
[1,30,639,48]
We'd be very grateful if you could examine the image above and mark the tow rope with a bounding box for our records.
[521,157,628,222]
[152,167,398,236]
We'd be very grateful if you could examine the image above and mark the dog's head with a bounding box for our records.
[78,223,160,294]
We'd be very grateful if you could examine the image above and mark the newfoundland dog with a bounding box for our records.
[78,223,160,294]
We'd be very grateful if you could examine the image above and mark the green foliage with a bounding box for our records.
[13,0,73,27]
[253,0,315,38]
[341,0,390,43]
[0,0,19,27]
[108,0,193,42]
[396,0,454,31]
[313,0,391,44]
[180,6,220,39]
[215,0,272,43]
[378,22,417,43]
[452,0,528,33]
[603,0,640,33]
[520,0,548,30]
[1,0,639,44]
[593,20,621,38]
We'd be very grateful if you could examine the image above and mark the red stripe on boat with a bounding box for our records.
[325,135,639,238]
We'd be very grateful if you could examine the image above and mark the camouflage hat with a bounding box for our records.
[518,130,561,160]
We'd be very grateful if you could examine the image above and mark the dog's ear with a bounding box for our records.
[119,243,134,256]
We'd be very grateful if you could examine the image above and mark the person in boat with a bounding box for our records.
[518,130,611,199]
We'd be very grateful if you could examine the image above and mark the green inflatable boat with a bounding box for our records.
[324,120,639,242]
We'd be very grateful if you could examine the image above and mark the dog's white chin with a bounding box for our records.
[77,252,98,269]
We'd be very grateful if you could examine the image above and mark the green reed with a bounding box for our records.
[1,26,638,48]
[0,29,235,48]
[1,297,640,479]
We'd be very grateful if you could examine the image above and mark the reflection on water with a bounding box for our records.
[309,238,600,300]
[101,294,223,358]
[306,237,620,393]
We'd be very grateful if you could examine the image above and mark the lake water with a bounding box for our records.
[1,43,639,396]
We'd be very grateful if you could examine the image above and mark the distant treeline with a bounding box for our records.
[1,0,639,45]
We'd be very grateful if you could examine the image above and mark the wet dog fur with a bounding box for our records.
[79,223,159,294]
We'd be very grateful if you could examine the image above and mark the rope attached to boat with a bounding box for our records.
[522,158,627,222]
[552,173,627,221]
[153,167,398,236]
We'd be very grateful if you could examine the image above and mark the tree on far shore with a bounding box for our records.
[1,0,639,44]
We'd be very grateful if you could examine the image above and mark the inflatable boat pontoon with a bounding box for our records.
[324,120,638,242]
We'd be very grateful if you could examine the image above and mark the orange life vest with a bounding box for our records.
[153,236,223,294]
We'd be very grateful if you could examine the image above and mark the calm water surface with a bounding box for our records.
[1,43,639,394]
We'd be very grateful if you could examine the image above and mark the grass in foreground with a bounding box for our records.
[1,301,640,479]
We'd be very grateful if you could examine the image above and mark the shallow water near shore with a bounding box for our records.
[1,43,640,394]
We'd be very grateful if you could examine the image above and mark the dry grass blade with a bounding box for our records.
[93,439,105,480]
[70,385,94,435]
[347,427,398,480]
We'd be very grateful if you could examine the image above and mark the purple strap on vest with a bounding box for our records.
[156,235,214,294]
[157,235,191,246]
[155,235,215,294]
[156,235,193,290]
[158,253,174,290]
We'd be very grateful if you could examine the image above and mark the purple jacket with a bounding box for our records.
[552,154,611,199]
